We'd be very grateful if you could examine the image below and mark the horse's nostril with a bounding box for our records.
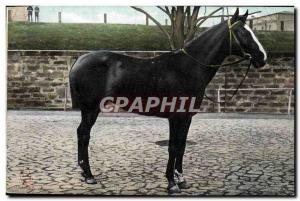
[262,59,267,64]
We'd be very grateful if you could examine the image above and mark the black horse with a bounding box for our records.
[69,8,267,194]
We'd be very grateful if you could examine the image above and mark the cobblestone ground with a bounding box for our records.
[6,111,294,196]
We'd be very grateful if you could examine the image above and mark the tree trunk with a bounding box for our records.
[172,6,185,49]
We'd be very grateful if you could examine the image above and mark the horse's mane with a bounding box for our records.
[184,21,226,48]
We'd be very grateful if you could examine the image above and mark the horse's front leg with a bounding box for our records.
[77,108,100,184]
[166,116,192,194]
[166,117,179,194]
[174,116,192,189]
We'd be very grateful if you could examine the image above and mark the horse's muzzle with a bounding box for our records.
[252,59,266,68]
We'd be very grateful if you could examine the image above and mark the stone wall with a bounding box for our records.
[7,50,295,114]
[204,57,295,113]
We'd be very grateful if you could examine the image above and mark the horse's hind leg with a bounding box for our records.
[77,107,100,184]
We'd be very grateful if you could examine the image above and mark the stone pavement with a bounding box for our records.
[6,111,295,196]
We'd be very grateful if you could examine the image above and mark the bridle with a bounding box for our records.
[180,19,253,105]
[180,20,252,68]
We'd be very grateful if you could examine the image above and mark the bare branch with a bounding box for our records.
[157,6,171,18]
[226,6,229,19]
[196,7,223,23]
[157,6,166,13]
[185,6,191,28]
[171,6,176,20]
[131,6,174,49]
[196,9,261,28]
[184,6,201,42]
[191,6,200,22]
[197,11,262,20]
[170,6,176,48]
[164,6,174,24]
[133,6,261,49]
[165,6,171,15]
[185,6,190,15]
[196,7,223,27]
[247,11,262,16]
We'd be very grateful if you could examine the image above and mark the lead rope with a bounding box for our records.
[205,20,252,105]
[181,48,248,68]
[180,20,252,106]
[204,60,251,104]
[224,20,233,112]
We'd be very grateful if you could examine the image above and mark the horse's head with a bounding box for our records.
[229,8,267,68]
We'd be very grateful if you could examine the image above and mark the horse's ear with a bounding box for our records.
[231,8,239,23]
[241,10,248,23]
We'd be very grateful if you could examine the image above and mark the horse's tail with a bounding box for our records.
[69,57,81,110]
[70,56,78,70]
[69,82,81,110]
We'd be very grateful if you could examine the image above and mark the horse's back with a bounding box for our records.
[69,50,154,109]
[68,50,186,111]
[70,50,111,73]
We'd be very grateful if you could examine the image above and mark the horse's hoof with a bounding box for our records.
[80,172,97,184]
[167,184,181,194]
[178,181,192,189]
[85,177,97,184]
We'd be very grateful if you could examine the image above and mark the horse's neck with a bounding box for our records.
[185,23,229,65]
[184,23,230,86]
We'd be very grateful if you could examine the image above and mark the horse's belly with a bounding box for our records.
[99,96,201,117]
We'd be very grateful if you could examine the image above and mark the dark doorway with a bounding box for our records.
[249,19,253,29]
[281,21,284,31]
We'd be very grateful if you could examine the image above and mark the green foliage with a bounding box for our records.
[8,22,170,50]
[255,31,294,54]
[8,22,294,54]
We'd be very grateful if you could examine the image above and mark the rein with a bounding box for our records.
[203,61,251,103]
[180,20,252,105]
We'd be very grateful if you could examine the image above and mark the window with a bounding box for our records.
[280,21,284,31]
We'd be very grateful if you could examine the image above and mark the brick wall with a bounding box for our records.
[7,50,295,114]
[204,57,295,113]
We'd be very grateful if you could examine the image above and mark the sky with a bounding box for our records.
[33,6,294,26]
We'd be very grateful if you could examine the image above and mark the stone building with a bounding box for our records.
[247,11,294,31]
[7,6,27,22]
